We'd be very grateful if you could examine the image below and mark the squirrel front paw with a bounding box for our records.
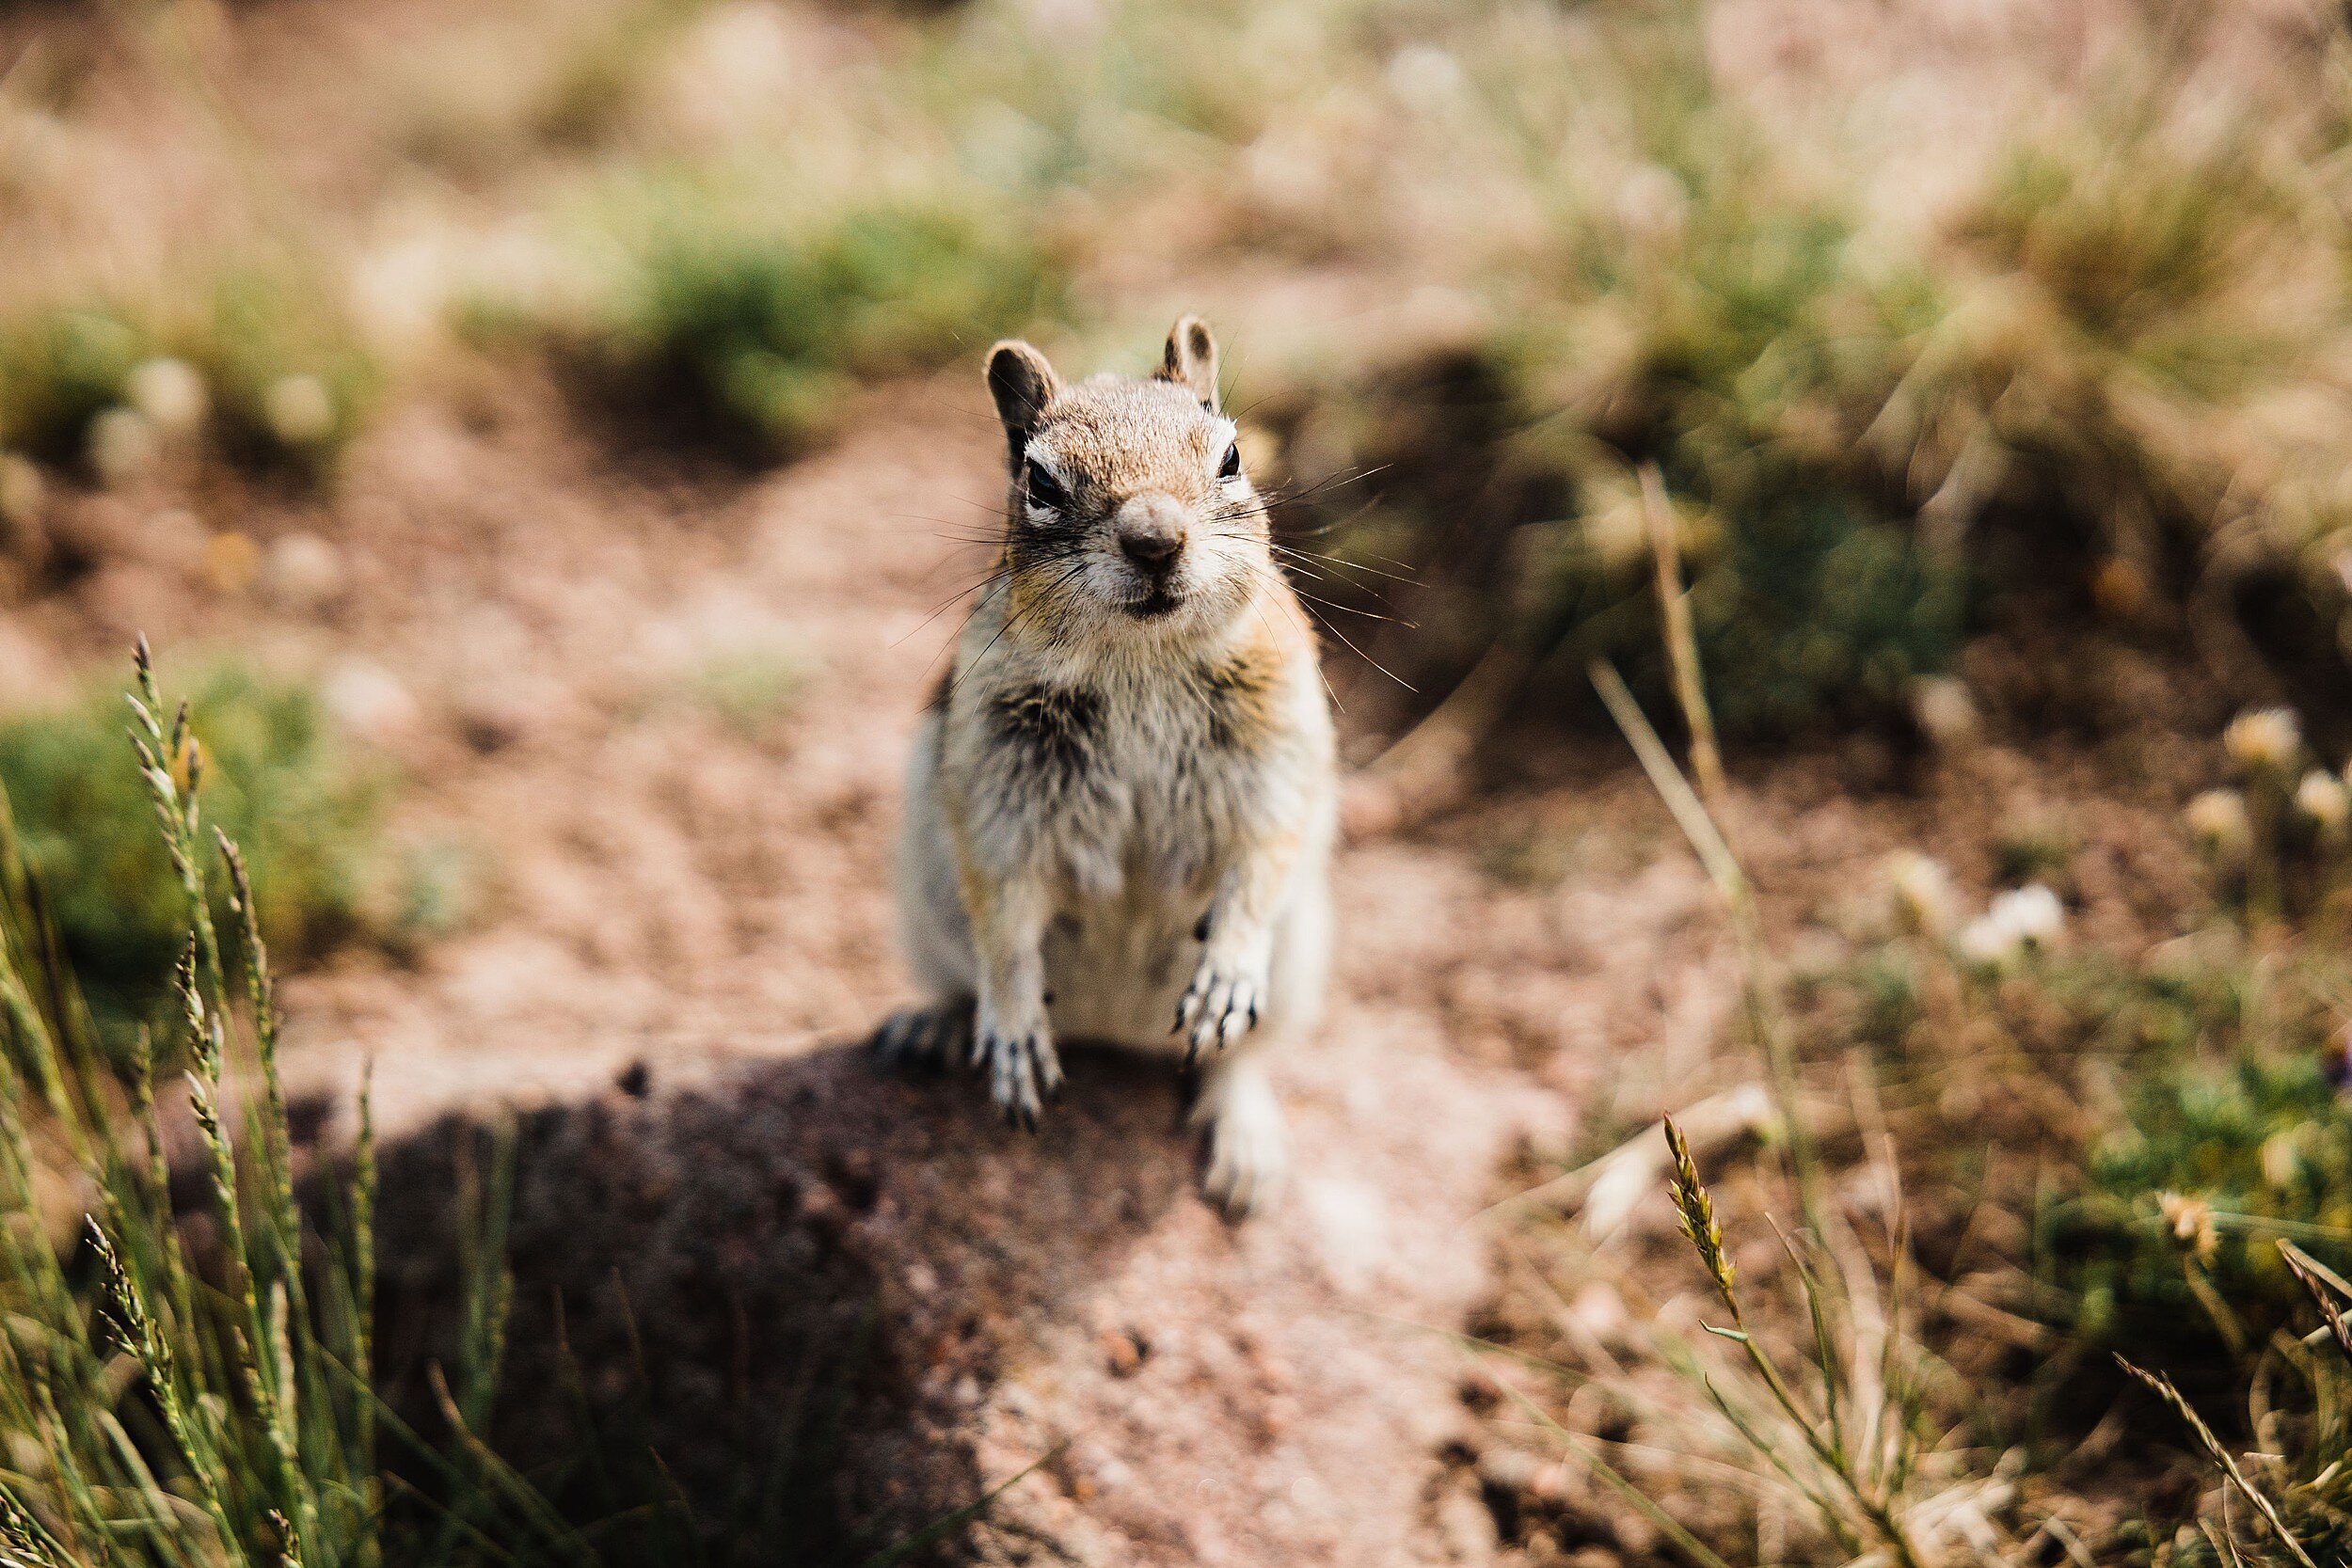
[972,1007,1063,1132]
[1173,943,1269,1064]
[869,1000,972,1072]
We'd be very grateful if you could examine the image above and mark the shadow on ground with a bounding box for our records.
[370,1039,1199,1563]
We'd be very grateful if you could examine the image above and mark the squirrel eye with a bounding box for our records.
[1218,442,1241,480]
[1024,459,1069,513]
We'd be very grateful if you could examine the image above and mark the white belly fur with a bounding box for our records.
[895,714,1333,1052]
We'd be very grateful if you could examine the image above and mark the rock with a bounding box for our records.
[453,689,535,753]
[1100,1327,1145,1378]
[263,374,337,447]
[369,1039,1524,1566]
[88,407,159,488]
[262,531,349,612]
[321,658,421,745]
[1908,674,1979,752]
[127,357,210,439]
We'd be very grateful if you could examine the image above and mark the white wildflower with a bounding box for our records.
[2296,770,2350,837]
[1953,911,2022,971]
[2185,788,2252,860]
[2157,1191,2219,1261]
[2224,706,2300,774]
[1994,883,2066,949]
[1953,883,2065,971]
[1883,850,1957,939]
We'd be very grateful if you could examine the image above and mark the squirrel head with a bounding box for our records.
[984,316,1271,648]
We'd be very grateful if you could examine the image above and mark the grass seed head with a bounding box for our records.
[1663,1116,1736,1305]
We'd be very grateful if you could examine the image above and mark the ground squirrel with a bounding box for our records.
[880,316,1337,1214]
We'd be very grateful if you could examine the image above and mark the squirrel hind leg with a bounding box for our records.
[868,995,975,1076]
[1189,1049,1291,1218]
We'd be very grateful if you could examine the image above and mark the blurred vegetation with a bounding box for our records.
[0,650,987,1568]
[0,267,379,486]
[1234,1,2352,736]
[10,0,2346,733]
[481,189,1067,454]
[680,641,807,736]
[1476,14,1967,731]
[2060,1041,2352,1350]
[0,665,390,1020]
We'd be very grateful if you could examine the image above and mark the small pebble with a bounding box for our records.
[264,373,337,446]
[264,531,348,611]
[88,407,159,487]
[127,357,209,437]
[322,658,421,745]
[1100,1328,1145,1378]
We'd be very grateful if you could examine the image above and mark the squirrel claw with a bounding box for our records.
[1173,961,1263,1062]
[870,1001,971,1073]
[977,1022,1062,1132]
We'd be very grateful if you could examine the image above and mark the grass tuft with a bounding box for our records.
[501,189,1068,455]
[0,268,379,486]
[0,643,535,1566]
[0,663,397,1022]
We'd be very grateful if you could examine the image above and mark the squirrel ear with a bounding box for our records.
[1157,314,1219,412]
[986,341,1059,468]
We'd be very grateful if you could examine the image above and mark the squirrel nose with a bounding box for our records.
[1115,497,1186,575]
[1120,526,1183,572]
